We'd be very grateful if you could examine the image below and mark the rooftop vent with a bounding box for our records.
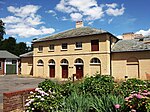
[76,21,83,28]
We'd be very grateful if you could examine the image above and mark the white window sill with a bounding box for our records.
[48,50,54,52]
[61,49,67,51]
[90,63,101,65]
[75,48,82,50]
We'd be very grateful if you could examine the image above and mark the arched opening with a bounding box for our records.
[90,58,101,75]
[127,57,139,78]
[74,58,84,79]
[49,59,55,78]
[37,59,44,76]
[61,59,68,78]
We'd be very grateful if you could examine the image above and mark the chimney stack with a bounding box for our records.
[76,21,83,28]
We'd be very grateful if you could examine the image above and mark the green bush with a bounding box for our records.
[114,78,150,97]
[79,75,114,96]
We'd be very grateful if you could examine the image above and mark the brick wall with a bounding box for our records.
[3,88,35,112]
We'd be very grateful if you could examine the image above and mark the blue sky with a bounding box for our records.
[0,0,150,46]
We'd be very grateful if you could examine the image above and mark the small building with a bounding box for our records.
[20,51,33,75]
[112,36,150,80]
[0,50,19,75]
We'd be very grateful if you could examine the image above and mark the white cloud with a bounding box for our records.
[62,16,69,21]
[55,0,125,22]
[106,3,117,8]
[26,42,32,47]
[106,4,125,16]
[88,21,93,25]
[55,0,104,21]
[108,18,113,24]
[70,13,83,21]
[135,29,150,36]
[2,5,55,38]
[47,10,57,16]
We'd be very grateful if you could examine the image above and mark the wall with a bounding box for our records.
[0,59,5,75]
[33,34,113,80]
[21,57,33,75]
[3,88,35,112]
[112,51,150,80]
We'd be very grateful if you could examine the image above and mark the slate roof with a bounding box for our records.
[112,36,150,52]
[20,51,33,57]
[0,50,19,59]
[33,27,113,43]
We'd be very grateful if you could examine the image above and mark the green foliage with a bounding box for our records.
[114,78,150,97]
[0,20,5,41]
[0,37,31,56]
[90,94,125,112]
[38,79,62,93]
[62,92,92,112]
[26,76,150,112]
[79,75,114,95]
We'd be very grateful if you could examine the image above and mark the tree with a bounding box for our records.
[0,20,5,41]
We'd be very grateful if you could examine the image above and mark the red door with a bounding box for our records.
[50,65,55,78]
[62,65,68,78]
[76,65,83,79]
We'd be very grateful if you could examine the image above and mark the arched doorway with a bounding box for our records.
[48,59,55,78]
[127,57,139,78]
[61,59,68,78]
[90,58,101,75]
[74,58,84,79]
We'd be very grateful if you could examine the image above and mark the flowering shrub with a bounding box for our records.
[124,90,150,112]
[25,76,150,112]
[114,78,149,97]
[25,88,63,112]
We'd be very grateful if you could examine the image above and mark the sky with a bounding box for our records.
[0,0,150,46]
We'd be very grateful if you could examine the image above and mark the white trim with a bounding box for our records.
[74,63,84,65]
[49,63,55,66]
[60,63,68,66]
[4,59,6,74]
[16,60,18,75]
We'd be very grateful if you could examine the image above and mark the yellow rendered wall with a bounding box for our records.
[112,51,150,80]
[21,57,33,75]
[33,34,113,80]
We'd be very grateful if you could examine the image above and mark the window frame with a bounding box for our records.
[38,46,43,52]
[90,58,101,65]
[61,43,67,50]
[91,39,99,51]
[49,44,54,51]
[75,42,82,49]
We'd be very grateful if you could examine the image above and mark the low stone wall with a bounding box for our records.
[3,88,35,112]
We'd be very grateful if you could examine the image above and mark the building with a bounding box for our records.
[20,23,150,81]
[0,50,19,75]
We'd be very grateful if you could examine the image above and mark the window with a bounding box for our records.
[49,44,54,51]
[61,43,67,50]
[0,62,1,69]
[37,60,44,65]
[61,59,69,65]
[75,42,82,49]
[49,59,55,65]
[74,58,84,65]
[38,46,43,52]
[91,39,99,51]
[90,58,100,64]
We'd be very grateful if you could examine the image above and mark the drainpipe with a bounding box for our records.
[109,36,112,76]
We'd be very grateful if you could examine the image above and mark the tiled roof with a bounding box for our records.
[33,27,110,42]
[112,36,150,52]
[0,50,19,59]
[20,51,33,57]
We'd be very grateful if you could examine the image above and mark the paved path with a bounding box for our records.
[0,75,45,112]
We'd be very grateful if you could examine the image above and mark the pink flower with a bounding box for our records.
[136,94,143,99]
[131,109,136,112]
[114,104,121,109]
